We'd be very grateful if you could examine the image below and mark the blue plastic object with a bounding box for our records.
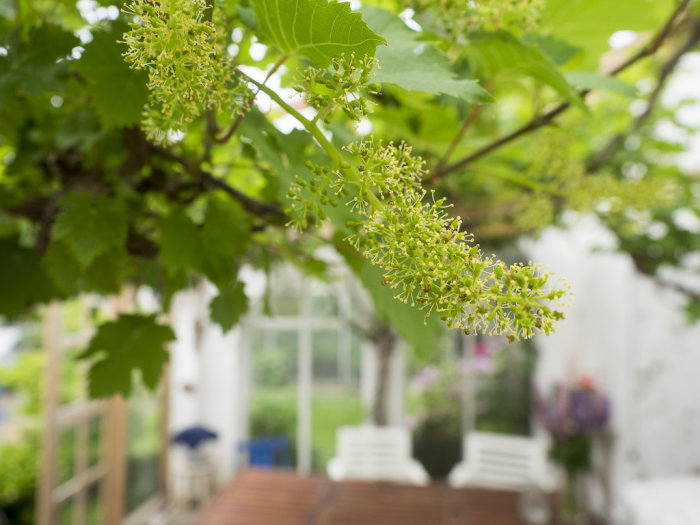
[239,437,292,468]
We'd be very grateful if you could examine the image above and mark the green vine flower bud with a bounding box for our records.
[292,52,379,123]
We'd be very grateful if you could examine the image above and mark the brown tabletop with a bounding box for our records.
[194,469,546,525]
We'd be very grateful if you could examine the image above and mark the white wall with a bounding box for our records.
[168,284,248,485]
[522,215,700,517]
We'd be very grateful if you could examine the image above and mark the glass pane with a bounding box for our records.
[248,330,297,468]
[125,386,161,514]
[57,426,76,486]
[311,330,364,472]
[252,330,297,388]
[270,268,302,316]
[475,339,536,435]
[55,498,75,525]
[310,288,339,317]
[349,331,362,385]
[86,482,102,525]
[249,328,265,355]
[312,330,339,382]
[88,415,102,467]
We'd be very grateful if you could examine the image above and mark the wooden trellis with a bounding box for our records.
[37,290,169,525]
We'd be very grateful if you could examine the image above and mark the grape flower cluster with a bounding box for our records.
[412,0,545,42]
[122,0,250,142]
[289,139,570,341]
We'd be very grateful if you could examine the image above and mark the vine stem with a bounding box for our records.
[238,70,383,210]
[213,56,288,144]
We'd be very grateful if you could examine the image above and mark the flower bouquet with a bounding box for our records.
[535,376,610,523]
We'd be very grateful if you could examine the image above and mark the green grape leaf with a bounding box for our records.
[0,24,78,103]
[73,23,149,128]
[52,192,128,269]
[363,7,490,102]
[522,33,582,66]
[251,0,386,66]
[0,237,60,318]
[467,31,582,107]
[200,199,251,289]
[565,72,638,97]
[334,235,445,358]
[158,200,250,290]
[158,209,206,276]
[80,314,175,398]
[209,279,248,332]
[45,240,130,296]
[543,0,673,70]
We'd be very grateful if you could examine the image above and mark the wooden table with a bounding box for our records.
[195,469,541,525]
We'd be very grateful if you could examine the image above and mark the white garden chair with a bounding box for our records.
[447,431,555,491]
[326,425,430,485]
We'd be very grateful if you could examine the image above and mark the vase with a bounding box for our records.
[557,469,589,525]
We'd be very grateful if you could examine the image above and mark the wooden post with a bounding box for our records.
[37,302,61,525]
[102,286,132,525]
[103,397,127,525]
[159,361,171,499]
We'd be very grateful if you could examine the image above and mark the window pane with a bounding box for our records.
[248,330,297,469]
[312,330,339,382]
[270,268,302,316]
[311,330,364,472]
[252,330,297,388]
[310,289,339,317]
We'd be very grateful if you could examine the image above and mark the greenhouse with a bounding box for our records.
[2,0,700,524]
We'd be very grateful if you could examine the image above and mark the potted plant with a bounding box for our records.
[536,376,610,524]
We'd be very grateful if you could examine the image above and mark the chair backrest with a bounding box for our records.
[335,426,412,480]
[465,431,549,489]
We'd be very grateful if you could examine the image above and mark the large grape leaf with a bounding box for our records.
[466,31,582,107]
[362,7,490,102]
[158,209,203,275]
[199,199,251,288]
[0,24,78,99]
[73,23,149,129]
[158,199,250,290]
[52,192,128,269]
[251,0,386,66]
[44,240,130,296]
[209,279,248,332]
[80,314,175,398]
[0,237,60,318]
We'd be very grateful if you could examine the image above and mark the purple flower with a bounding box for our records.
[536,379,610,438]
[411,366,440,392]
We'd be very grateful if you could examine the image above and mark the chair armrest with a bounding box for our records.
[326,457,346,481]
[407,459,430,486]
[447,461,472,488]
